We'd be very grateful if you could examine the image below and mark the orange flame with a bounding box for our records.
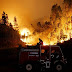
[20,16,72,45]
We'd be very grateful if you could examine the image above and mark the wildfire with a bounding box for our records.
[60,39,64,43]
[20,28,72,45]
[18,1,72,46]
[20,28,30,36]
[20,28,31,43]
[43,42,49,45]
[19,15,72,46]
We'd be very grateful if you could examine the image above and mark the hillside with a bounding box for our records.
[0,24,25,49]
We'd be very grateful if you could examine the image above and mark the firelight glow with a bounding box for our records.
[60,39,64,43]
[43,42,49,45]
[20,28,30,36]
[20,28,32,44]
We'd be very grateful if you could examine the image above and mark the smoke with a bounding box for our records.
[22,0,72,45]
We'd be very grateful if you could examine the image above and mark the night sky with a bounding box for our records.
[0,0,63,28]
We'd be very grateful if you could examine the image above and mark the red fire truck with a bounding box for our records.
[18,45,67,72]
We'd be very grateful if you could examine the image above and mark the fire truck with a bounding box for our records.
[18,45,67,72]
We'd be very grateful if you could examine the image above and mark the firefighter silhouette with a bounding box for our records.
[36,38,43,47]
[39,38,43,45]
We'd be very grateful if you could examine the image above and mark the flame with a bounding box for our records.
[20,26,72,45]
[60,39,64,43]
[19,14,72,46]
[20,28,30,36]
[20,28,33,45]
[43,42,49,45]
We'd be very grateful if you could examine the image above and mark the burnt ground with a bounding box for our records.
[0,49,72,72]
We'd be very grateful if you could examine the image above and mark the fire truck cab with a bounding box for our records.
[19,45,67,72]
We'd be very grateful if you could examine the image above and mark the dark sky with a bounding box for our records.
[0,0,63,28]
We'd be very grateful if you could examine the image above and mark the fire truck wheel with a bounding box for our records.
[26,64,32,71]
[54,62,64,72]
[24,62,34,72]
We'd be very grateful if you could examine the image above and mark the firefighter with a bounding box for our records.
[36,38,43,48]
[39,38,43,45]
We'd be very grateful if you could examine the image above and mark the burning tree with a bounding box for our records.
[19,0,72,45]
